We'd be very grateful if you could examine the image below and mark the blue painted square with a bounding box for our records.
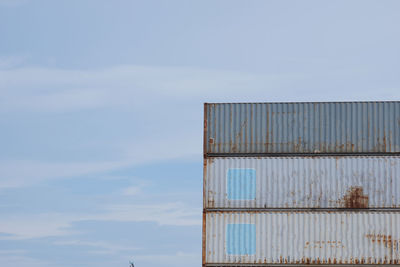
[227,168,256,200]
[226,224,256,255]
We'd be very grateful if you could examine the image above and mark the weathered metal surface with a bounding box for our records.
[205,156,400,209]
[205,211,400,265]
[204,102,400,154]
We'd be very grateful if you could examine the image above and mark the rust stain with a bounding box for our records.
[383,131,387,151]
[201,212,206,266]
[365,233,399,249]
[304,240,343,249]
[340,186,369,208]
[297,136,302,152]
[232,120,247,152]
[203,103,208,155]
[265,108,269,152]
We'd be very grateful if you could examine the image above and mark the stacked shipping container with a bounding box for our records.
[203,102,400,266]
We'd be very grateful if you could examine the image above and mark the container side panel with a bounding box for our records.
[205,212,400,264]
[205,102,400,154]
[205,156,400,209]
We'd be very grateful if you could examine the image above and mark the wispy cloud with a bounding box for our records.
[0,160,126,189]
[0,202,200,240]
[0,213,77,240]
[0,254,51,267]
[101,202,201,226]
[0,56,26,69]
[122,186,142,196]
[0,65,305,113]
[0,128,200,189]
[1,65,398,115]
[134,251,200,266]
[54,240,141,255]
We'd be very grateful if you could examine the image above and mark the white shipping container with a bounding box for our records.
[205,156,400,209]
[205,212,400,265]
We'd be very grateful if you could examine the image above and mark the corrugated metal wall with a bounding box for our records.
[203,102,400,266]
[206,212,400,264]
[205,102,400,154]
[205,156,400,209]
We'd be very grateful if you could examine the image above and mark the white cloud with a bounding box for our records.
[122,186,142,196]
[0,160,126,189]
[120,177,153,196]
[134,251,199,266]
[0,127,201,189]
[54,240,141,254]
[0,255,51,267]
[0,56,26,69]
[0,250,52,267]
[0,213,77,240]
[0,65,305,113]
[0,202,201,240]
[100,202,201,226]
[1,65,398,120]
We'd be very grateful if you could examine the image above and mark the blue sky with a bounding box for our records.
[1,0,400,266]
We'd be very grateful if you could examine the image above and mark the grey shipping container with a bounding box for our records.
[204,102,400,154]
[205,156,400,209]
[205,211,400,265]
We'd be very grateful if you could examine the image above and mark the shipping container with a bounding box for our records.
[205,156,400,209]
[204,102,400,154]
[205,211,400,265]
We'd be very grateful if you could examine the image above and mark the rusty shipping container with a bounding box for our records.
[202,102,400,266]
[204,102,400,154]
[205,156,400,209]
[205,212,400,265]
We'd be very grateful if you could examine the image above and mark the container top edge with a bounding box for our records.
[205,155,400,159]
